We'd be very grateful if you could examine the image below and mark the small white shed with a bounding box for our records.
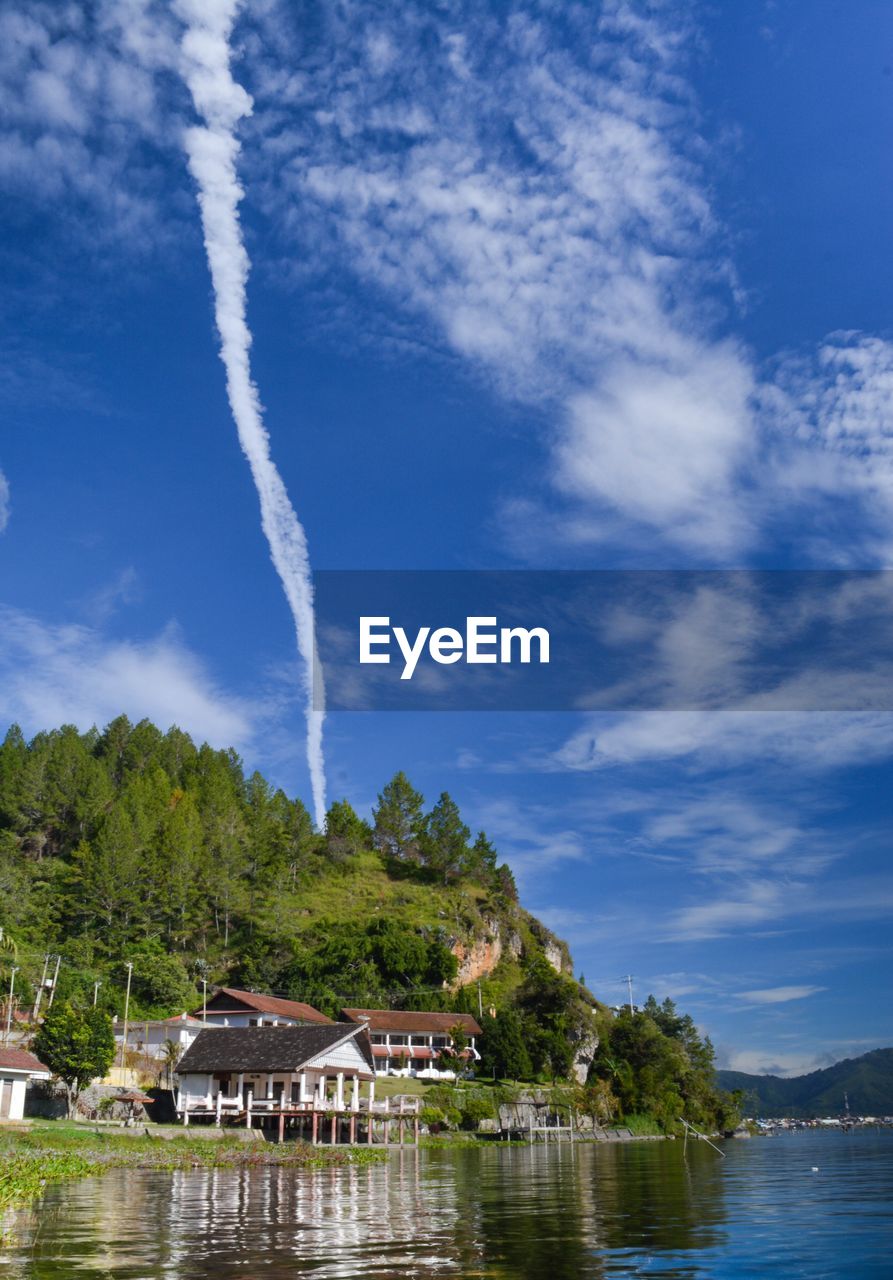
[0,1047,52,1120]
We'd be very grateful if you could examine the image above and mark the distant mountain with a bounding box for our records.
[717,1048,893,1117]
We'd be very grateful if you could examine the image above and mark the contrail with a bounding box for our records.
[174,0,326,828]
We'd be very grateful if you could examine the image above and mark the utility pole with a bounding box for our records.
[32,953,50,1021]
[46,954,61,1008]
[202,978,208,1022]
[477,981,483,1020]
[4,966,19,1043]
[120,962,133,1072]
[93,981,102,1007]
[620,974,634,1014]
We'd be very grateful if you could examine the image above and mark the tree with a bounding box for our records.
[324,800,369,862]
[421,792,471,884]
[478,1009,533,1081]
[469,831,498,881]
[33,1001,115,1117]
[372,772,425,863]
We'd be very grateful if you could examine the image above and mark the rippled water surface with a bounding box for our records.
[3,1130,891,1278]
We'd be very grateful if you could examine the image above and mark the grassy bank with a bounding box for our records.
[0,1124,385,1218]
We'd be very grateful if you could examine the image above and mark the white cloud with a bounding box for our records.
[552,710,893,773]
[0,605,255,750]
[247,2,893,560]
[0,469,9,532]
[738,985,825,1005]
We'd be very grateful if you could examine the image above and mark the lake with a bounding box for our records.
[3,1130,891,1277]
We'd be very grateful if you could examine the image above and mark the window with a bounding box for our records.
[410,1035,427,1046]
[371,1034,385,1044]
[389,1034,408,1045]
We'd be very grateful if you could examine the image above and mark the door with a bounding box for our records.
[0,1078,12,1119]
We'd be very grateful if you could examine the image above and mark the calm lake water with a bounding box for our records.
[3,1130,891,1278]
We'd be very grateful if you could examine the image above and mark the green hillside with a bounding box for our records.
[0,718,737,1131]
[717,1048,893,1117]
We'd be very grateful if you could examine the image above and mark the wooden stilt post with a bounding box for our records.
[278,1110,285,1144]
[330,1113,337,1144]
[349,1115,356,1144]
[312,1112,318,1145]
[414,1117,419,1145]
[398,1117,405,1145]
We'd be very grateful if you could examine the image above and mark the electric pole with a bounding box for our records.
[120,962,133,1072]
[620,974,634,1014]
[46,954,61,1008]
[32,953,50,1021]
[4,966,19,1043]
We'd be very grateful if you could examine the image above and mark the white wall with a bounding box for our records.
[0,1076,28,1120]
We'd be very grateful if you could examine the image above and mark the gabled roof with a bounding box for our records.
[190,988,333,1024]
[177,1025,374,1075]
[0,1047,51,1075]
[342,1009,482,1036]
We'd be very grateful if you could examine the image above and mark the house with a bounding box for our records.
[112,1012,208,1064]
[0,1047,51,1120]
[341,1009,482,1079]
[190,987,333,1028]
[174,1023,419,1143]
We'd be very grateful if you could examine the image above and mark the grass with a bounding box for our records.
[0,1125,385,1219]
[622,1114,666,1137]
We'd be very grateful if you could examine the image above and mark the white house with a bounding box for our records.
[341,1009,482,1079]
[0,1047,51,1120]
[173,1024,420,1143]
[112,1012,208,1063]
[190,988,333,1028]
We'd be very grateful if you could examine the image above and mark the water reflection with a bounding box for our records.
[4,1134,891,1279]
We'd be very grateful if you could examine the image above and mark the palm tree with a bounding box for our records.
[160,1038,183,1088]
[0,929,17,962]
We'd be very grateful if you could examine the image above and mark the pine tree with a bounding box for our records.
[372,771,425,863]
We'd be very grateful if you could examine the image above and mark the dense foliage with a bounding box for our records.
[586,996,740,1133]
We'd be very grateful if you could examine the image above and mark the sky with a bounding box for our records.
[2,0,893,1077]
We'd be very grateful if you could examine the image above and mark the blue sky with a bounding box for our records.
[2,0,893,1075]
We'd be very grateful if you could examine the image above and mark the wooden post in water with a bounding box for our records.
[278,1111,285,1145]
[312,1112,318,1145]
[330,1113,337,1144]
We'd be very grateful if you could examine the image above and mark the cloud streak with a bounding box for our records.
[174,0,326,827]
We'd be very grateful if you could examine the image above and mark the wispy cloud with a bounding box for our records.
[0,468,8,532]
[244,1,893,561]
[0,605,255,749]
[738,985,825,1005]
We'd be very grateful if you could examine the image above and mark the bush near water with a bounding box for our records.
[0,718,737,1134]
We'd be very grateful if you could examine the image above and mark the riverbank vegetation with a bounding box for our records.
[0,1124,382,1219]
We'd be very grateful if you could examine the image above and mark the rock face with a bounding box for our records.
[544,940,564,974]
[451,917,522,985]
[569,1029,599,1085]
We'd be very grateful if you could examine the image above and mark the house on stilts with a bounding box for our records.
[175,1023,420,1144]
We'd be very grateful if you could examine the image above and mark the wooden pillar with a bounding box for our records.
[349,1114,357,1144]
[367,1110,373,1144]
[278,1110,285,1144]
[215,1092,223,1127]
[414,1117,419,1145]
[312,1111,318,1144]
[336,1072,344,1110]
[350,1076,359,1113]
[398,1117,405,1145]
[246,1088,253,1129]
[330,1113,337,1144]
[300,1071,308,1103]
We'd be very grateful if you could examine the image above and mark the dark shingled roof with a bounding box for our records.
[177,1025,374,1075]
